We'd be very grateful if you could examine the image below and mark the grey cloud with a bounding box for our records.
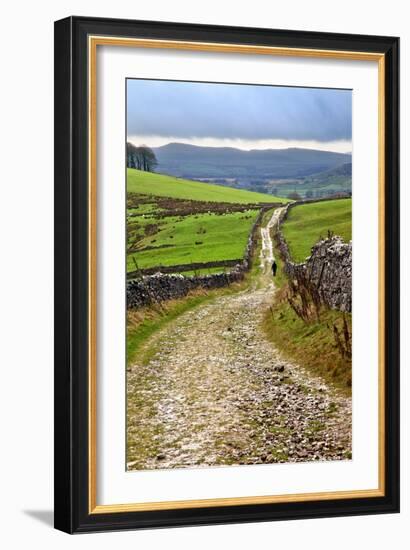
[127,79,352,143]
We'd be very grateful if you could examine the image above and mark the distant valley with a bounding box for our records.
[152,142,352,199]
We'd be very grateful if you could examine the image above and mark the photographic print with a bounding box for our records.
[55,17,399,532]
[126,79,353,471]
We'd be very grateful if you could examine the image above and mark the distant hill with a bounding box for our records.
[153,142,352,180]
[306,162,352,182]
[271,162,352,199]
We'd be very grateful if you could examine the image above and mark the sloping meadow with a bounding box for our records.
[127,168,285,276]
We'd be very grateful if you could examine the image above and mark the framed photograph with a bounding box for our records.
[54,16,399,533]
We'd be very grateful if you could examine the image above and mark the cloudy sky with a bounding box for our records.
[127,79,352,153]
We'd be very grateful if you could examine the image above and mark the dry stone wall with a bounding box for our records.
[128,258,241,278]
[127,270,244,309]
[285,238,352,312]
[275,201,352,313]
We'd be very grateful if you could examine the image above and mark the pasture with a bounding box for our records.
[126,169,282,275]
[281,198,352,263]
[127,168,287,204]
[127,201,259,272]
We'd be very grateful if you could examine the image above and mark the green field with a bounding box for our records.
[127,209,259,272]
[127,168,287,204]
[282,199,352,263]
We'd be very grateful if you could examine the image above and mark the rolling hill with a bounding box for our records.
[272,163,352,199]
[152,142,351,180]
[127,168,287,204]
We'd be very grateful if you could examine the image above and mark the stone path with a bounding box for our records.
[260,206,283,269]
[127,209,352,470]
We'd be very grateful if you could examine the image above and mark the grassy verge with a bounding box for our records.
[263,290,352,395]
[264,222,352,395]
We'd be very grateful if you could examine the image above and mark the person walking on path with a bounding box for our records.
[271,260,277,277]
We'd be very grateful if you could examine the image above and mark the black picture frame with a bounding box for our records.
[54,15,400,534]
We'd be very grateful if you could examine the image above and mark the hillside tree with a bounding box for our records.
[126,142,158,172]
